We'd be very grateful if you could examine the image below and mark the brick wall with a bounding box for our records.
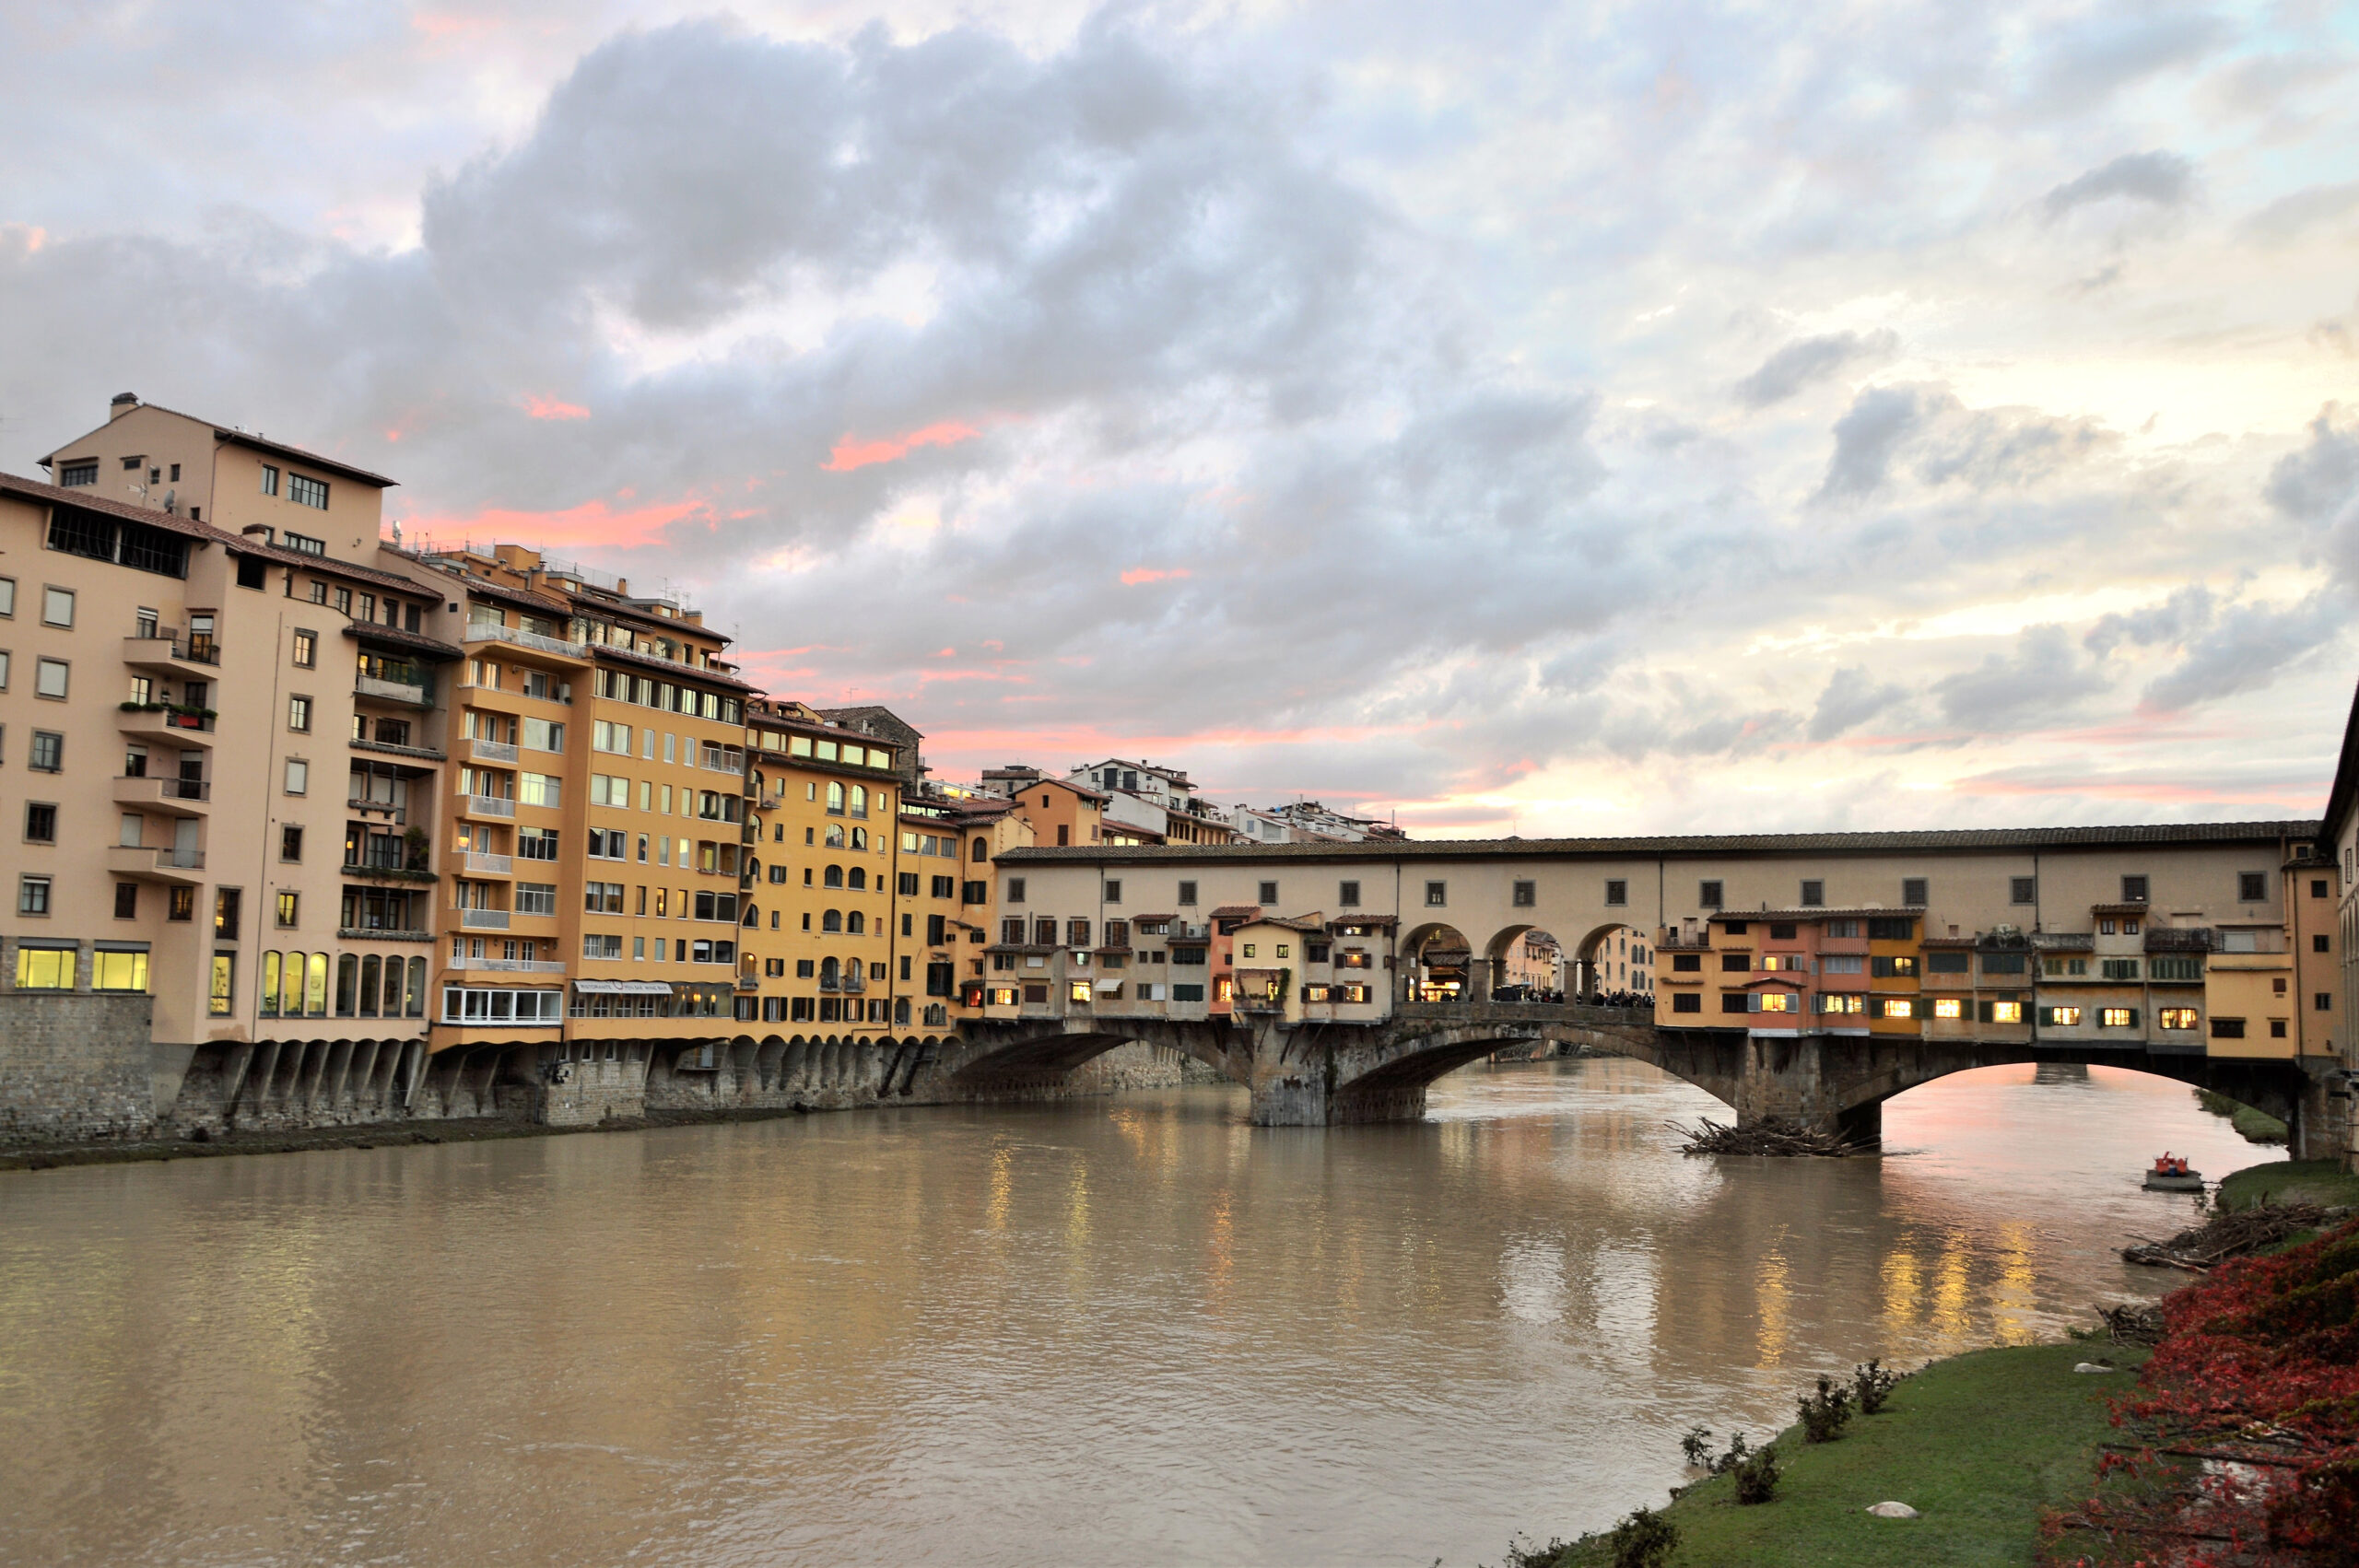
[0,993,158,1143]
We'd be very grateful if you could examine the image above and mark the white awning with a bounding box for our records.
[617,980,675,996]
[572,979,624,994]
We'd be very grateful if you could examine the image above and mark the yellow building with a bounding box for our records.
[895,791,1031,1024]
[743,700,898,1028]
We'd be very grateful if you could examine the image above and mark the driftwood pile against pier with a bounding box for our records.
[1669,1117,1867,1158]
[2119,1201,2337,1271]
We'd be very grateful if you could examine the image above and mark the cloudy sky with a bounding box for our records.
[5,0,2356,836]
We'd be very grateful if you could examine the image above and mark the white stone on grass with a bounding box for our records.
[2073,1362,2116,1374]
[1865,1502,1919,1518]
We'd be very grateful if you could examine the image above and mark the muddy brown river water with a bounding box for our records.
[0,1057,2276,1565]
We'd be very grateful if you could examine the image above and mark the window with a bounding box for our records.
[1799,880,1824,907]
[2159,1007,2199,1030]
[439,986,564,1024]
[14,942,70,987]
[2210,1017,2247,1039]
[288,474,329,509]
[1932,998,1964,1019]
[1720,953,1749,972]
[1339,880,1360,907]
[2042,1006,2083,1026]
[584,882,626,913]
[280,825,304,861]
[1672,992,1702,1013]
[1672,953,1702,972]
[1761,954,1804,971]
[258,463,281,496]
[276,890,300,928]
[1822,954,1863,974]
[29,731,61,771]
[1988,1000,2024,1024]
[18,874,53,915]
[1006,877,1027,904]
[2152,956,2201,981]
[515,883,557,917]
[583,933,623,960]
[1901,877,1927,907]
[24,802,55,842]
[520,772,561,808]
[210,954,234,1015]
[1426,881,1447,907]
[1104,879,1122,904]
[2238,872,2267,903]
[2101,958,2139,980]
[1719,994,1749,1013]
[2101,1007,2136,1027]
[1604,879,1627,906]
[2010,876,2036,904]
[284,759,308,795]
[92,949,149,992]
[292,630,316,668]
[58,461,97,487]
[1769,922,1797,940]
[1879,998,1913,1019]
[2312,878,2330,898]
[41,586,74,626]
[521,827,561,861]
[1698,880,1723,908]
[1512,880,1535,907]
[522,718,565,753]
[1176,880,1196,906]
[2318,992,2334,1012]
[2121,874,2149,903]
[1981,952,2025,976]
[2316,934,2332,954]
[33,658,67,699]
[288,695,312,732]
[2040,956,2087,977]
[1819,994,1864,1015]
[897,872,920,897]
[1925,950,1969,973]
[114,882,139,919]
[1258,881,1278,905]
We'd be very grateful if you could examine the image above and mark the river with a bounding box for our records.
[0,1058,2276,1566]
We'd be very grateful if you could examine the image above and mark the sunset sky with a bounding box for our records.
[5,0,2356,835]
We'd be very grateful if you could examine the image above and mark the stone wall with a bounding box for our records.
[0,993,158,1144]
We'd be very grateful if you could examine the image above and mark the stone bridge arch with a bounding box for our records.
[916,1018,1254,1102]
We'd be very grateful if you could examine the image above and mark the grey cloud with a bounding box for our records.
[2025,10,2229,111]
[1817,385,1926,499]
[1808,665,1907,742]
[2139,594,2342,713]
[2040,151,2196,221]
[2266,406,2359,591]
[2085,586,2214,656]
[2245,180,2359,244]
[1733,329,1898,409]
[1931,626,2108,731]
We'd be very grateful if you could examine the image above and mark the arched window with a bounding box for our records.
[972,837,987,861]
[850,785,867,819]
[745,857,760,880]
[405,956,427,1017]
[850,827,867,850]
[334,954,358,1018]
[848,868,866,891]
[742,903,759,927]
[820,956,840,988]
[847,911,865,934]
[824,865,844,889]
[358,954,382,1018]
[305,953,329,1017]
[822,910,843,933]
[827,781,844,814]
[825,824,845,848]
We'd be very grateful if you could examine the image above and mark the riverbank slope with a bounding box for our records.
[1529,1340,2143,1567]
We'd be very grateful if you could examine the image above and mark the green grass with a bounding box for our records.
[2215,1158,2359,1213]
[1530,1342,2145,1568]
[2191,1088,2288,1144]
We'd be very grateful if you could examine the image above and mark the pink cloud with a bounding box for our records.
[823,421,980,472]
[523,395,592,421]
[405,494,700,552]
[1121,568,1191,586]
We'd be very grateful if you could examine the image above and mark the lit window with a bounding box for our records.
[2100,1008,2134,1027]
[1069,981,1092,1003]
[1757,991,1793,1012]
[292,630,316,668]
[2158,1008,2198,1030]
[288,695,312,731]
[91,950,149,992]
[14,943,70,987]
[1990,1000,2024,1024]
[276,890,299,928]
[1880,998,1913,1018]
[1932,998,1963,1018]
[2045,1006,2083,1026]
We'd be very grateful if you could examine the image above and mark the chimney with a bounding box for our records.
[109,392,139,421]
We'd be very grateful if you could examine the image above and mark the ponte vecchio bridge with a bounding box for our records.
[904,821,2353,1158]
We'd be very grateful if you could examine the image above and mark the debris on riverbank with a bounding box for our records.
[2089,1303,2165,1346]
[1670,1117,1865,1158]
[2118,1201,2337,1271]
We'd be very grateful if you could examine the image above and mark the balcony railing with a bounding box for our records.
[464,794,517,818]
[462,621,586,659]
[154,847,205,871]
[459,908,511,930]
[454,849,513,874]
[123,630,219,667]
[699,746,745,774]
[118,775,210,802]
[346,798,407,825]
[356,673,431,705]
[350,735,447,762]
[469,737,519,763]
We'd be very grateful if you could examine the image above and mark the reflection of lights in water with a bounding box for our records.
[1991,1221,2038,1345]
[986,1145,1012,1230]
[1931,1236,1972,1347]
[1500,1236,1567,1324]
[1755,1244,1790,1368]
[1882,1248,1921,1339]
[1065,1155,1091,1254]
[1204,1189,1234,1309]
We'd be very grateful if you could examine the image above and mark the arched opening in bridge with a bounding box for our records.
[1479,926,1566,1001]
[1868,1059,2308,1169]
[1571,923,1653,1004]
[1401,923,1473,1002]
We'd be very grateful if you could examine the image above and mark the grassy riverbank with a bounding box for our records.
[1522,1340,2144,1568]
[2215,1156,2359,1213]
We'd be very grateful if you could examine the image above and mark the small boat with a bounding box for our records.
[2143,1152,2203,1192]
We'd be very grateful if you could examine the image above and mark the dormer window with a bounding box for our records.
[58,460,97,487]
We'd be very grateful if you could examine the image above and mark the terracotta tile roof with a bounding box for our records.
[1208,905,1262,918]
[41,401,400,487]
[590,642,757,693]
[340,622,464,661]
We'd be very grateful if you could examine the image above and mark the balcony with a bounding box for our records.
[452,849,514,875]
[462,621,587,660]
[460,908,511,930]
[356,673,431,707]
[699,746,745,775]
[350,735,446,762]
[122,631,219,673]
[119,707,216,746]
[469,737,519,764]
[106,844,207,885]
[336,927,435,943]
[446,954,567,974]
[461,794,517,820]
[113,774,210,817]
